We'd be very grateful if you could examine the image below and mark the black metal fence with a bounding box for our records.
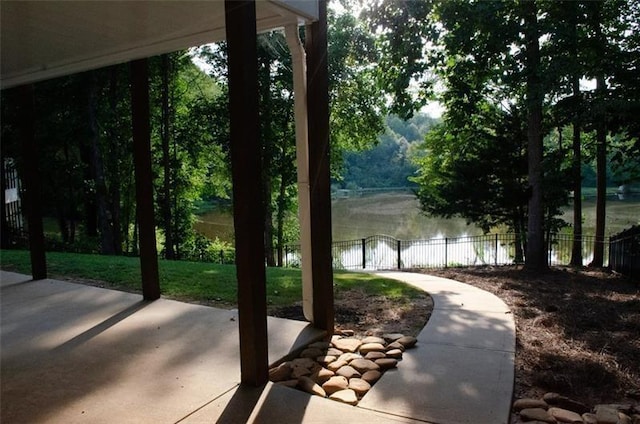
[609,226,640,280]
[284,233,611,270]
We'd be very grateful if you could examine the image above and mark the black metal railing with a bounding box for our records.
[609,226,640,280]
[284,233,612,271]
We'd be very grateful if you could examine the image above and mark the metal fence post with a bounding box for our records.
[444,237,448,268]
[495,233,498,265]
[362,238,366,269]
[397,240,402,270]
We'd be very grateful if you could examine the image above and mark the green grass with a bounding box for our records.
[0,249,423,308]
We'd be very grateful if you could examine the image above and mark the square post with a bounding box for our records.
[306,0,334,333]
[225,0,269,386]
[16,84,47,280]
[130,58,160,301]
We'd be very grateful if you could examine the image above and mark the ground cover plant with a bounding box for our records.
[0,250,431,336]
[427,266,640,408]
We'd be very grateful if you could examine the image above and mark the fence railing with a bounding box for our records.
[284,233,611,270]
[609,226,640,280]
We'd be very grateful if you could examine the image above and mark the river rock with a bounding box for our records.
[359,343,386,354]
[322,376,349,395]
[333,338,362,353]
[581,413,597,424]
[364,351,386,360]
[396,335,417,348]
[316,355,336,366]
[386,348,403,359]
[327,347,343,357]
[327,359,348,372]
[618,412,633,424]
[361,369,382,384]
[361,336,386,345]
[519,408,556,423]
[543,393,589,414]
[339,329,355,337]
[513,398,549,411]
[594,405,620,424]
[338,352,361,363]
[375,358,398,370]
[549,407,583,423]
[298,376,326,397]
[348,378,371,395]
[268,362,291,382]
[383,333,404,343]
[350,358,380,373]
[336,365,361,379]
[311,367,335,384]
[386,341,405,352]
[329,389,358,405]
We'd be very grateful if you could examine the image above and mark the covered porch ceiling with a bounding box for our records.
[0,0,318,89]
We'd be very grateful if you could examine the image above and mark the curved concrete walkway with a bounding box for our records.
[1,270,514,423]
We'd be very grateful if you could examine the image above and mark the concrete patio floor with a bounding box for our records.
[1,269,514,423]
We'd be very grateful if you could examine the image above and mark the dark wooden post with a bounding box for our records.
[306,0,334,333]
[130,58,160,301]
[17,84,47,280]
[225,0,269,386]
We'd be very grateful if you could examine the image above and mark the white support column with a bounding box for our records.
[285,24,314,322]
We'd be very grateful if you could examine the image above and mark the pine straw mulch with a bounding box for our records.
[424,266,640,407]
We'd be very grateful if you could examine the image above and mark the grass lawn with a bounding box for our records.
[0,250,426,311]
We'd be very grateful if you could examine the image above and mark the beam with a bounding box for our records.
[16,84,47,280]
[225,0,269,386]
[306,0,334,333]
[130,58,160,301]
[284,24,314,322]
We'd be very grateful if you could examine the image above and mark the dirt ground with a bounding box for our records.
[426,266,640,407]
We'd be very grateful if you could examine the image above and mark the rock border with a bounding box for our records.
[269,330,417,406]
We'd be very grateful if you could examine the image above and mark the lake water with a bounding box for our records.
[194,192,639,243]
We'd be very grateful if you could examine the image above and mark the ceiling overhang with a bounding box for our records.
[0,0,318,89]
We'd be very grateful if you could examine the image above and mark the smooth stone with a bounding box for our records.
[326,347,343,356]
[364,351,386,360]
[548,407,583,423]
[361,370,382,384]
[581,413,597,424]
[348,378,371,395]
[322,376,349,395]
[618,413,632,424]
[383,333,404,342]
[316,355,336,366]
[359,343,386,354]
[338,352,362,363]
[513,398,549,411]
[298,376,326,397]
[308,341,331,350]
[336,365,361,379]
[396,335,417,348]
[327,359,348,372]
[349,358,380,373]
[519,408,556,423]
[594,405,619,424]
[386,341,405,352]
[268,362,291,382]
[331,335,342,343]
[595,404,634,414]
[543,393,589,415]
[333,338,362,353]
[361,336,386,345]
[375,358,398,370]
[340,329,355,337]
[329,389,358,405]
[311,367,335,384]
[300,348,324,359]
[386,348,403,359]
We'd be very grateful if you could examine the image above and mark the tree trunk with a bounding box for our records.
[569,4,583,267]
[523,0,547,271]
[161,54,175,259]
[276,173,287,267]
[108,66,123,255]
[589,3,607,268]
[259,53,276,267]
[87,71,116,254]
